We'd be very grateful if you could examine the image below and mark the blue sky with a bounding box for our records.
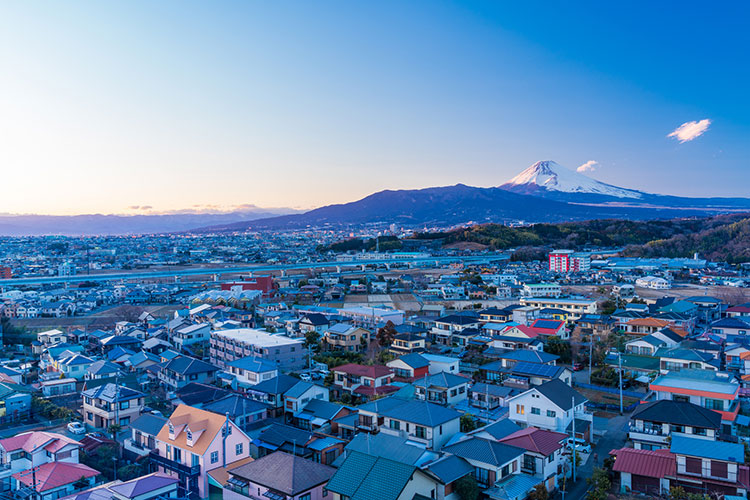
[0,1,747,214]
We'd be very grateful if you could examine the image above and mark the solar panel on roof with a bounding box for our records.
[512,361,560,377]
[534,320,561,329]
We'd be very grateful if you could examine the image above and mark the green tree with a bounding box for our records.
[108,423,122,440]
[586,468,611,500]
[303,331,321,353]
[454,475,479,500]
[460,414,477,432]
[528,483,548,500]
[669,486,687,500]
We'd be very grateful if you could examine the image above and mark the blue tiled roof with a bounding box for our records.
[378,399,461,427]
[671,435,744,463]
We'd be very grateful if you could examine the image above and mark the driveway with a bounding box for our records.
[555,412,631,500]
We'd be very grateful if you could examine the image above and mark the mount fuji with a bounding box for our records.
[500,160,644,200]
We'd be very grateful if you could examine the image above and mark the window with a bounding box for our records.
[174,448,181,462]
[236,443,243,455]
[415,426,426,439]
[531,407,540,415]
[210,451,219,464]
[119,417,130,426]
[192,454,200,466]
[322,488,328,497]
[711,460,727,478]
[474,467,489,487]
[547,410,556,418]
[299,495,311,500]
[705,399,724,411]
[119,401,130,410]
[516,404,525,415]
[693,427,707,436]
[390,420,400,431]
[685,457,702,475]
[501,464,510,478]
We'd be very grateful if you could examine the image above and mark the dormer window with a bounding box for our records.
[168,423,175,439]
[186,429,193,446]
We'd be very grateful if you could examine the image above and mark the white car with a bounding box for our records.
[566,438,592,454]
[300,373,312,382]
[67,422,86,435]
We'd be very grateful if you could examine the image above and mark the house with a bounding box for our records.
[225,357,279,389]
[655,347,719,374]
[628,400,721,450]
[413,372,469,406]
[298,313,330,334]
[331,364,396,399]
[124,413,168,459]
[158,355,218,391]
[326,451,440,500]
[12,462,99,500]
[246,375,328,418]
[389,333,426,355]
[469,383,514,411]
[507,379,592,441]
[54,353,94,380]
[387,353,430,381]
[378,399,461,450]
[624,318,672,336]
[528,319,567,339]
[499,427,569,491]
[292,399,350,432]
[322,324,370,352]
[649,370,740,434]
[223,451,334,500]
[481,361,571,388]
[611,437,749,497]
[431,315,482,346]
[487,350,559,370]
[710,317,750,339]
[82,383,145,429]
[443,437,524,488]
[85,360,123,381]
[60,473,179,500]
[0,432,82,493]
[152,404,252,499]
[252,423,344,465]
[203,394,269,431]
[421,353,460,375]
[172,323,211,350]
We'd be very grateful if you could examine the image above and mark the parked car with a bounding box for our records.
[565,437,592,454]
[300,373,312,382]
[67,422,86,435]
[573,362,584,371]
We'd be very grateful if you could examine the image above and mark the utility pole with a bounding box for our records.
[571,396,576,483]
[618,352,624,415]
[588,335,593,384]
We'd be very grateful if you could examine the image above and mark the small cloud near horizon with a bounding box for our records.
[576,160,598,173]
[668,119,711,143]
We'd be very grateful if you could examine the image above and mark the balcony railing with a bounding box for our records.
[149,450,200,476]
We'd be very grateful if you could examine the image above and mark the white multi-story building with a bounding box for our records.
[548,250,590,273]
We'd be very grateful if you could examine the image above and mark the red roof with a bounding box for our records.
[0,432,80,454]
[499,427,568,456]
[727,306,750,314]
[508,325,539,339]
[353,385,400,396]
[334,364,393,378]
[611,448,675,479]
[13,462,99,492]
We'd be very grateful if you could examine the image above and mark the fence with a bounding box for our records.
[573,382,645,399]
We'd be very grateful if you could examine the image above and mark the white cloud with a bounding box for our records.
[668,119,711,143]
[576,160,598,173]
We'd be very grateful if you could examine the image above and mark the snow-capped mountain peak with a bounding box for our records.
[502,160,643,199]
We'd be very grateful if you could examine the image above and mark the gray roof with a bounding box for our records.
[470,383,513,398]
[475,418,522,440]
[378,399,461,427]
[534,379,587,411]
[229,451,334,495]
[162,356,217,375]
[425,454,474,484]
[413,371,468,389]
[397,353,429,369]
[130,414,168,436]
[631,400,721,429]
[344,433,428,466]
[298,399,345,420]
[443,437,524,467]
[82,383,144,402]
[252,374,299,396]
[203,394,269,417]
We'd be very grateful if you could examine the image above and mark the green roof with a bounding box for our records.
[325,452,417,500]
[606,354,660,370]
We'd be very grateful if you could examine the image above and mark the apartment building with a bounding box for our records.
[548,250,590,273]
[209,328,304,371]
[519,297,597,321]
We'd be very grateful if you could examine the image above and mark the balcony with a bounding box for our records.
[149,450,200,477]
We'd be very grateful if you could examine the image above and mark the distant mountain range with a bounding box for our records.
[0,208,297,236]
[193,161,750,233]
[4,161,749,235]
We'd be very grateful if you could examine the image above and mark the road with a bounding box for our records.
[556,411,631,499]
